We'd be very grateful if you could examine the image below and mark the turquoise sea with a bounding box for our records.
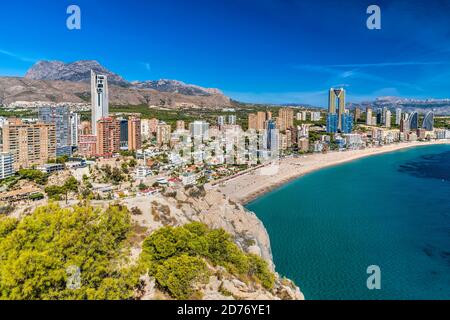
[246,144,450,300]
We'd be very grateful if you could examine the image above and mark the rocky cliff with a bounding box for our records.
[121,186,304,300]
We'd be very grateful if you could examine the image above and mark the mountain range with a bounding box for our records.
[0,60,230,108]
[348,96,450,115]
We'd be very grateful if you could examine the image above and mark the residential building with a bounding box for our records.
[119,118,129,150]
[96,117,120,157]
[176,120,185,131]
[217,115,225,127]
[156,123,172,145]
[279,108,294,131]
[38,105,72,156]
[408,111,419,130]
[69,112,80,146]
[395,108,402,126]
[2,118,56,170]
[310,111,321,122]
[385,110,392,128]
[78,135,97,158]
[189,121,209,141]
[326,113,338,133]
[341,113,353,134]
[228,115,237,125]
[128,116,142,151]
[0,152,14,179]
[366,107,373,126]
[422,111,434,131]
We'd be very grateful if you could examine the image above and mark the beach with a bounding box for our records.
[214,140,450,204]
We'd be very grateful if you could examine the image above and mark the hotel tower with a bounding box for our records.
[328,88,346,130]
[91,70,109,135]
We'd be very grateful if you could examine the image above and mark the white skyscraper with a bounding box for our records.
[69,112,80,146]
[395,108,402,125]
[91,70,109,135]
[190,121,210,141]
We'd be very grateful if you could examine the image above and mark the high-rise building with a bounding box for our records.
[366,107,373,125]
[38,105,72,156]
[328,88,346,130]
[279,108,294,131]
[310,111,321,122]
[326,113,338,133]
[248,113,257,130]
[0,152,14,179]
[354,107,361,121]
[119,118,129,150]
[2,118,56,170]
[156,123,172,145]
[385,110,392,128]
[127,116,141,151]
[96,117,120,157]
[217,116,225,127]
[228,115,236,125]
[91,70,109,135]
[395,108,402,126]
[408,112,419,130]
[256,112,267,131]
[376,108,383,125]
[189,121,209,140]
[176,120,185,131]
[69,112,80,147]
[78,135,97,158]
[341,113,353,134]
[422,111,434,131]
[400,118,410,133]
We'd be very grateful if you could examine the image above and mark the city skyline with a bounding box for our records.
[0,1,449,106]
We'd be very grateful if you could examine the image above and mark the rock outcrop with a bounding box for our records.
[122,186,304,300]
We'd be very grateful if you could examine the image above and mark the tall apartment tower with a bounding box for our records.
[96,117,120,157]
[2,118,56,170]
[91,70,109,135]
[278,108,294,131]
[395,108,402,126]
[128,116,142,151]
[328,88,346,130]
[366,107,373,126]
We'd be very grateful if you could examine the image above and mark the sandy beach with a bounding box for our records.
[214,140,450,205]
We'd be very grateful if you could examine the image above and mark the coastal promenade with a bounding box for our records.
[215,140,450,204]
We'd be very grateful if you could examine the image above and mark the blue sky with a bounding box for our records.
[0,0,449,107]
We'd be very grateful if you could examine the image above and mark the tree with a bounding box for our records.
[0,203,140,300]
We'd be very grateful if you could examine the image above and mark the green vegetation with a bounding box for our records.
[0,203,140,299]
[17,169,48,185]
[44,176,79,202]
[140,222,275,299]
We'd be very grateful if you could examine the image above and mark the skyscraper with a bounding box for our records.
[156,123,172,145]
[38,105,72,156]
[128,116,142,151]
[341,113,353,134]
[176,120,186,131]
[278,108,294,131]
[354,107,361,121]
[189,121,209,141]
[408,112,419,130]
[366,107,373,125]
[328,88,345,130]
[217,116,225,127]
[422,111,434,131]
[119,118,129,150]
[326,113,338,133]
[69,112,80,147]
[2,118,56,170]
[96,117,120,157]
[385,110,392,128]
[228,115,237,125]
[395,108,402,126]
[91,70,109,135]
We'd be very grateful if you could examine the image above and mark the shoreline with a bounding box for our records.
[215,140,450,205]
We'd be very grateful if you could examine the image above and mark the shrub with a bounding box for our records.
[140,222,275,299]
